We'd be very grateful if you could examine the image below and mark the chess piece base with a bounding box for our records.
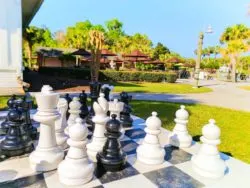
[86,137,106,162]
[191,154,226,179]
[169,133,192,148]
[136,144,165,165]
[0,144,34,157]
[58,158,94,186]
[29,147,64,172]
[96,152,126,172]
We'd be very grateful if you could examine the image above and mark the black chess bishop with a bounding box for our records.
[96,114,126,174]
[119,92,133,128]
[0,95,17,135]
[63,93,72,120]
[0,105,34,157]
[79,90,89,119]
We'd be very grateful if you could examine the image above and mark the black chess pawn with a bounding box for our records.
[0,95,17,135]
[96,114,126,173]
[0,106,33,157]
[86,81,102,127]
[18,96,37,140]
[63,93,72,120]
[120,92,133,128]
[79,90,89,119]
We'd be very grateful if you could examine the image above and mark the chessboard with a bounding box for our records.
[0,112,250,188]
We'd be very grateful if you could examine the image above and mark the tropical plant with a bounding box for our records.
[152,42,170,60]
[220,24,250,82]
[87,30,105,81]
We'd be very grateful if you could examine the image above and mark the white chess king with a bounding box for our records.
[136,112,165,165]
[58,118,94,185]
[169,105,192,148]
[191,119,227,179]
[29,85,64,172]
[87,93,109,162]
[55,98,69,149]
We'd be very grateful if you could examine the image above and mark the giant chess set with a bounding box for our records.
[0,82,249,188]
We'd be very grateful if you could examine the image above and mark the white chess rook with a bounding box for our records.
[64,97,81,135]
[29,85,64,172]
[136,112,165,165]
[191,119,227,179]
[109,98,125,138]
[87,93,109,162]
[169,105,192,148]
[55,98,69,149]
[58,118,94,186]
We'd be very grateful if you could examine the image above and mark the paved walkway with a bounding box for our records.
[29,79,250,112]
[115,79,250,112]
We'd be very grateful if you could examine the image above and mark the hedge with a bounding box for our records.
[38,67,177,83]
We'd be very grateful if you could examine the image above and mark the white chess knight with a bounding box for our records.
[64,97,81,135]
[29,85,64,172]
[87,93,109,162]
[109,98,125,138]
[55,98,69,149]
[136,112,165,165]
[169,105,192,148]
[58,118,94,186]
[191,119,227,179]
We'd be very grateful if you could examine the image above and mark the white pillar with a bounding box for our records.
[0,0,23,92]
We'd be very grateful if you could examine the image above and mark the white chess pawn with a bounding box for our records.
[58,118,94,185]
[64,97,81,135]
[87,93,109,162]
[136,112,165,165]
[169,105,192,148]
[29,85,64,172]
[191,119,227,179]
[55,98,69,149]
[109,98,125,138]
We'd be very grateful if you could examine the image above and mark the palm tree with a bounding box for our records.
[220,24,250,82]
[87,30,105,81]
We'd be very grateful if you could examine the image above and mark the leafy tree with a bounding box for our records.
[130,33,153,55]
[64,21,93,48]
[152,42,170,60]
[220,24,250,82]
[23,26,55,68]
[105,19,125,51]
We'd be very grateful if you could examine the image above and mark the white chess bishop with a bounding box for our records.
[87,93,109,162]
[29,85,64,172]
[169,105,192,148]
[191,119,227,179]
[109,98,125,138]
[58,118,94,186]
[136,112,165,165]
[64,97,81,135]
[55,98,69,149]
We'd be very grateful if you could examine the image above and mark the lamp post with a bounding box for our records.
[194,25,213,88]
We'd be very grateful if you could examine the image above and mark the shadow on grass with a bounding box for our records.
[111,82,144,88]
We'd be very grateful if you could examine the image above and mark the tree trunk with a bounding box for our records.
[230,55,237,83]
[27,43,32,68]
[90,49,101,81]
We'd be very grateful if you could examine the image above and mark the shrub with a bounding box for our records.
[38,67,177,83]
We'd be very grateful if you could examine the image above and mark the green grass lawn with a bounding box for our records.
[239,85,250,91]
[0,96,9,110]
[113,82,212,94]
[131,100,250,164]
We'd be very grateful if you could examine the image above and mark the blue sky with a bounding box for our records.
[31,0,250,57]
